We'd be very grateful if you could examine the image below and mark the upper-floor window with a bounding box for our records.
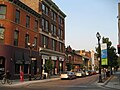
[42,18,45,30]
[15,10,20,24]
[52,39,56,51]
[0,27,5,43]
[34,37,37,49]
[58,16,63,26]
[34,20,38,32]
[25,34,29,48]
[42,18,49,32]
[0,5,6,19]
[26,15,30,28]
[59,42,63,52]
[45,20,48,32]
[58,28,63,39]
[51,24,56,36]
[14,30,19,46]
[51,10,56,22]
[41,35,48,48]
[42,4,49,16]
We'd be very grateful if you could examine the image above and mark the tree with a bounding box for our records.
[44,60,53,78]
[96,37,118,74]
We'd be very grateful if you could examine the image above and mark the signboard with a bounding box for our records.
[101,43,108,65]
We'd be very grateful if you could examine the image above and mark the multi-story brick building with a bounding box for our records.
[0,0,41,79]
[21,0,66,75]
[65,46,83,71]
[0,0,66,79]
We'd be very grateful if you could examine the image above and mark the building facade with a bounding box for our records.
[0,0,41,79]
[65,46,83,71]
[118,3,120,54]
[0,0,66,79]
[21,0,66,75]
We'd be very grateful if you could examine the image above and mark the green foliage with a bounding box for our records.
[44,60,53,77]
[96,37,118,67]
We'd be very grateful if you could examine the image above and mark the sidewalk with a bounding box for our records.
[0,75,60,87]
[98,69,120,90]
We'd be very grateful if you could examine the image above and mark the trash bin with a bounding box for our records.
[106,71,110,77]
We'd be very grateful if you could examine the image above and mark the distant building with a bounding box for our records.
[75,50,99,70]
[65,46,83,71]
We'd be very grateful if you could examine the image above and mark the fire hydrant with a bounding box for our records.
[20,70,24,82]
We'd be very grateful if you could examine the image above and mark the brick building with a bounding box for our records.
[65,46,83,71]
[0,0,66,79]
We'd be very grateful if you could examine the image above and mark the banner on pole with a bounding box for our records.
[101,43,108,65]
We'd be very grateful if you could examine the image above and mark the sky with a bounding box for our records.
[53,0,119,51]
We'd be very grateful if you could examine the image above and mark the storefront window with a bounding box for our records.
[0,28,5,43]
[15,64,20,74]
[0,5,6,19]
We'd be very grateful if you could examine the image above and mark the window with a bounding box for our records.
[26,15,30,28]
[51,11,54,20]
[14,30,19,46]
[0,27,5,43]
[54,13,56,22]
[52,39,56,51]
[45,20,48,32]
[42,4,45,12]
[42,18,45,30]
[34,37,37,48]
[25,34,29,48]
[58,28,61,37]
[24,64,28,74]
[46,6,48,15]
[41,35,48,48]
[58,16,63,26]
[59,42,63,52]
[0,5,6,19]
[34,20,38,32]
[15,10,20,24]
[42,4,49,16]
[51,24,54,34]
[51,10,56,22]
[54,26,56,36]
[42,18,49,32]
[15,64,20,74]
[61,30,63,39]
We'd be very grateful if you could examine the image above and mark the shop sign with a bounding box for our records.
[51,56,57,60]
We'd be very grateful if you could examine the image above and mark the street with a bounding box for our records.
[0,74,119,90]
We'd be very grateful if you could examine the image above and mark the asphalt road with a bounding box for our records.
[0,74,119,90]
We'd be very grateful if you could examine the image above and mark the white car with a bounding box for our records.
[75,71,86,77]
[60,71,76,80]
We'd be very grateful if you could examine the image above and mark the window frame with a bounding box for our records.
[14,30,19,46]
[15,9,20,24]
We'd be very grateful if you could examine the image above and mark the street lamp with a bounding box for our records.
[27,42,35,81]
[96,32,103,83]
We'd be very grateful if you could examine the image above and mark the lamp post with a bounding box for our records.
[96,32,103,83]
[27,42,35,81]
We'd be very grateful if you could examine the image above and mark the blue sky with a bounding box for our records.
[53,0,119,51]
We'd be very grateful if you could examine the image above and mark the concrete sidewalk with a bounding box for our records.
[0,75,60,87]
[103,71,120,89]
[97,69,120,90]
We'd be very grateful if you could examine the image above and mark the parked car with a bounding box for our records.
[60,71,76,80]
[75,71,86,77]
[85,70,89,76]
